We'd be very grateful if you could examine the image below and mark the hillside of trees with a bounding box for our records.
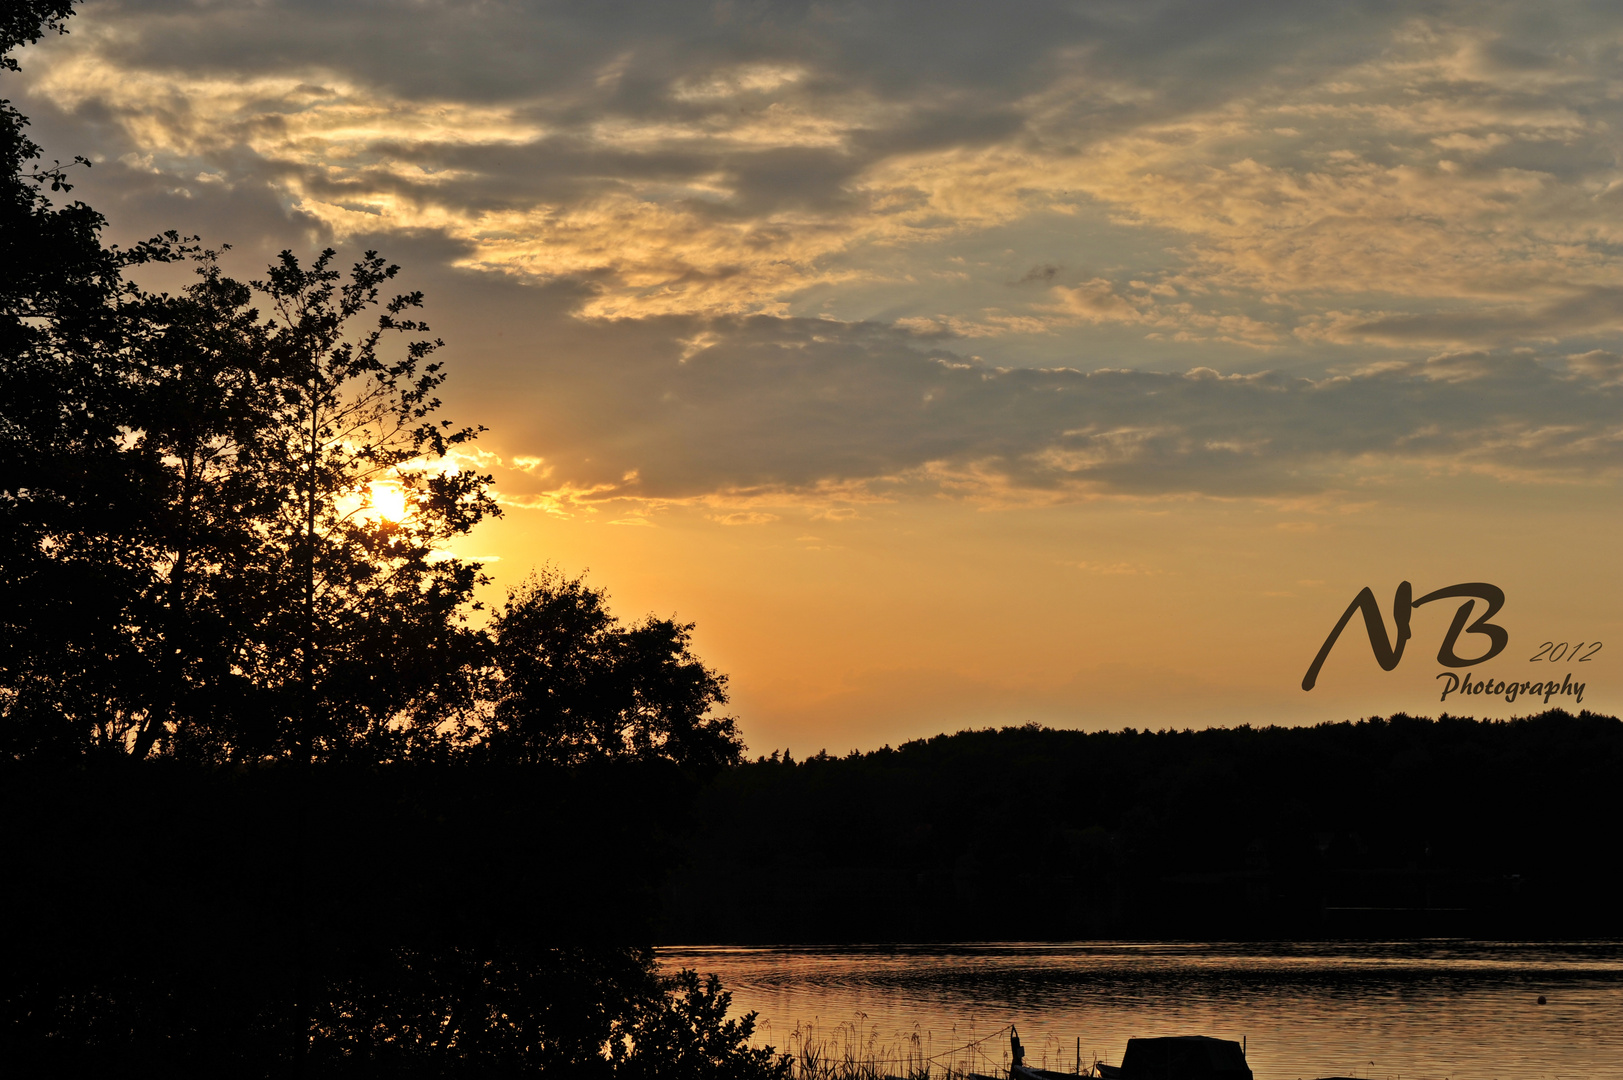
[662,711,1623,942]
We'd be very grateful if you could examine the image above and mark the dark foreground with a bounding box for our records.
[6,710,1623,1072]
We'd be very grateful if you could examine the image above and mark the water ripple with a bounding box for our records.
[659,941,1623,1079]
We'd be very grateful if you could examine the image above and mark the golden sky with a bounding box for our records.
[16,0,1623,751]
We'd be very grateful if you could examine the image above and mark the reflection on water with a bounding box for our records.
[658,942,1623,1080]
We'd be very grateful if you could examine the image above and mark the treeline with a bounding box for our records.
[663,710,1623,942]
[10,712,1619,1005]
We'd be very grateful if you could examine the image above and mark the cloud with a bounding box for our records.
[1069,560,1161,575]
[14,0,1623,518]
[1566,350,1623,385]
[1300,289,1623,348]
[24,0,1623,351]
[1013,264,1061,286]
[454,301,1623,507]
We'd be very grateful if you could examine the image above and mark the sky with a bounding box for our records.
[12,0,1623,753]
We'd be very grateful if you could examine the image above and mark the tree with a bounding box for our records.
[614,968,790,1080]
[113,247,502,763]
[117,249,282,760]
[213,248,500,763]
[482,568,745,768]
[0,1,499,761]
[0,0,182,757]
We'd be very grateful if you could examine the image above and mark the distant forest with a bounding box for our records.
[663,711,1623,942]
[12,711,1620,963]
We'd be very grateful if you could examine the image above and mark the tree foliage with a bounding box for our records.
[225,247,499,763]
[483,568,744,768]
[0,1,181,757]
[1,237,501,761]
[614,969,789,1080]
[0,6,504,762]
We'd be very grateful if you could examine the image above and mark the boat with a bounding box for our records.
[1112,1036,1252,1080]
[1009,1029,1253,1080]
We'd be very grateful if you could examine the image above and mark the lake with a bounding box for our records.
[658,941,1623,1079]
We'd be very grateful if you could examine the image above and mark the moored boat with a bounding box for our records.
[1010,1029,1252,1080]
[1109,1036,1252,1080]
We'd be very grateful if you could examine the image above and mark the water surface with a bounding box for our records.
[659,942,1623,1080]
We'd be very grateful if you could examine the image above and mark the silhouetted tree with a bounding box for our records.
[1,20,499,761]
[312,945,660,1075]
[614,968,789,1080]
[482,568,744,767]
[190,248,500,763]
[116,250,282,760]
[301,946,786,1077]
[0,1,189,757]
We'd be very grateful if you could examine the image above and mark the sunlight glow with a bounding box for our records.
[368,481,410,523]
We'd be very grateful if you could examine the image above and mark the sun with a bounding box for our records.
[368,481,410,522]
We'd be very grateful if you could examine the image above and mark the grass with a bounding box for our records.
[752,1016,1100,1079]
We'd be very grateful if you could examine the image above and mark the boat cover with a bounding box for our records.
[1118,1036,1253,1080]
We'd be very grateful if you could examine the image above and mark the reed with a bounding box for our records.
[760,1017,1015,1080]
